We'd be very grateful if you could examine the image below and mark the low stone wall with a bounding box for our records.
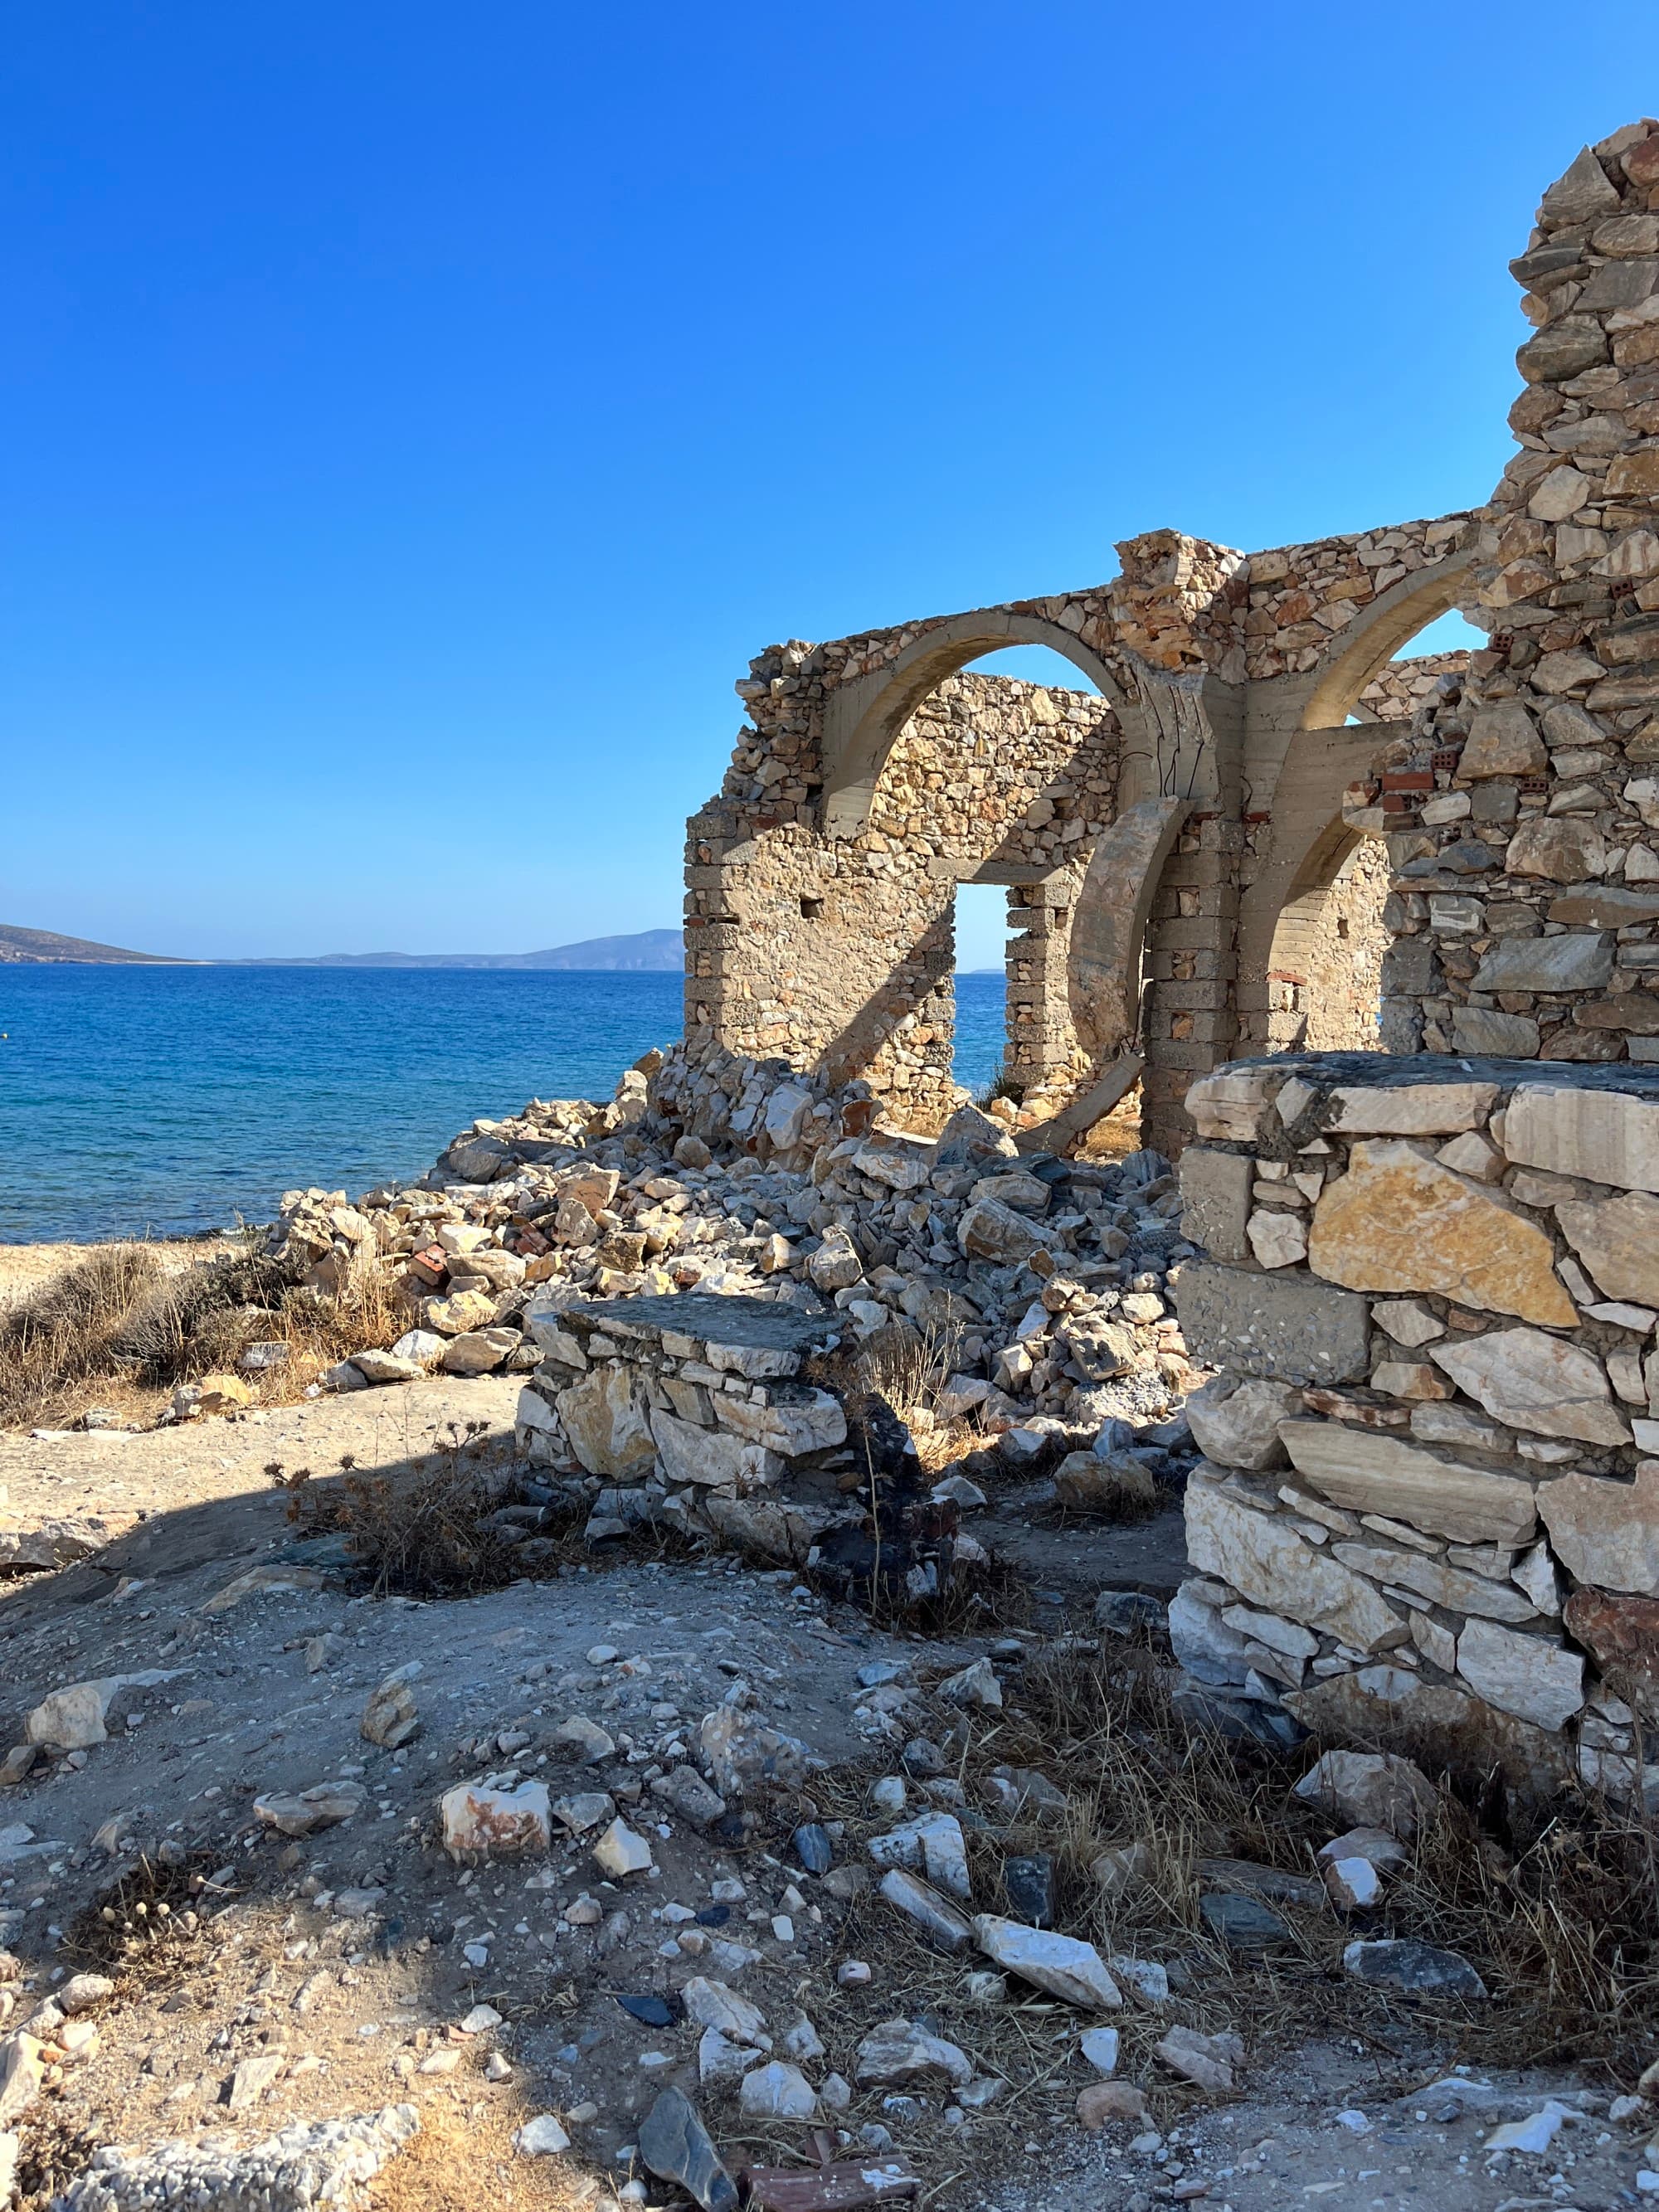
[516,1293,850,1555]
[1171,1051,1659,1799]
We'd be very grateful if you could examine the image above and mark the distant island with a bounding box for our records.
[0,923,685,970]
[0,923,182,965]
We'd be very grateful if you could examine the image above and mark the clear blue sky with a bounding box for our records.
[0,5,1636,963]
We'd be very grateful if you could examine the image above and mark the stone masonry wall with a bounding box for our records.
[685,670,1117,1128]
[1173,1052,1659,1796]
[1367,122,1659,1065]
[689,511,1473,1147]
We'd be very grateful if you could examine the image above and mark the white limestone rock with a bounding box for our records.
[971,1916,1123,2009]
[1185,1373,1301,1471]
[1455,1619,1584,1731]
[1430,1328,1629,1446]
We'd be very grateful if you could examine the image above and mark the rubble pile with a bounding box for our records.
[255,1034,1204,1546]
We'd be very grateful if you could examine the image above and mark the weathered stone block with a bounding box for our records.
[1504,1082,1659,1194]
[557,1364,658,1479]
[1451,1006,1540,1057]
[1185,1066,1283,1144]
[1539,1462,1659,1592]
[1471,936,1615,993]
[1459,702,1546,778]
[1556,1190,1659,1307]
[1178,1146,1253,1262]
[1185,1373,1301,1469]
[1326,1083,1499,1135]
[1278,1421,1538,1546]
[1430,1328,1628,1446]
[1306,1140,1576,1326]
[1174,1262,1370,1387]
[1455,1618,1584,1731]
[1185,1472,1404,1651]
[652,1407,782,1494]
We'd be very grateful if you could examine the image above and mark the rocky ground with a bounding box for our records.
[3,1052,1658,2209]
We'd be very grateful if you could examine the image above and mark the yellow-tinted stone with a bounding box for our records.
[1307,1140,1576,1327]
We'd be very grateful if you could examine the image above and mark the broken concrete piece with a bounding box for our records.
[1175,1262,1370,1387]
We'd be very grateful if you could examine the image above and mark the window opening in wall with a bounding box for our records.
[1266,838,1389,1053]
[799,896,823,920]
[952,880,1012,1100]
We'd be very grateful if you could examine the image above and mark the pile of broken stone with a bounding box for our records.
[249,1031,1204,1546]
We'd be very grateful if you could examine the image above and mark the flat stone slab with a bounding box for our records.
[1175,1261,1370,1386]
[557,1294,843,1377]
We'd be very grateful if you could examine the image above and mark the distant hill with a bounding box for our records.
[241,929,684,971]
[0,922,180,965]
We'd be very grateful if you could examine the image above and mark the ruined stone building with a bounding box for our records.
[683,476,1481,1155]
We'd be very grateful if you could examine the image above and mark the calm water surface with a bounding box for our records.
[0,966,1008,1242]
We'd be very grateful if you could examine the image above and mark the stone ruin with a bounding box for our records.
[684,473,1482,1158]
[671,120,1659,1790]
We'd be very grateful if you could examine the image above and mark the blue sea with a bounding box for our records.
[0,966,1010,1243]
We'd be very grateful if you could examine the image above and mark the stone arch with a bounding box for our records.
[820,609,1126,839]
[1298,544,1478,732]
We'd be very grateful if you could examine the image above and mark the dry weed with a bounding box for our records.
[0,1244,165,1428]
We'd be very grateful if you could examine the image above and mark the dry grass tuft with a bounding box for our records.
[781,1628,1659,2154]
[0,1244,166,1427]
[0,1236,417,1431]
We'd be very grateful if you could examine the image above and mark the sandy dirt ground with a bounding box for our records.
[0,1337,1652,2208]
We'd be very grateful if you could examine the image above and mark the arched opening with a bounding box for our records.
[1263,830,1390,1052]
[820,609,1123,839]
[1238,557,1481,1061]
[842,633,1119,1124]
